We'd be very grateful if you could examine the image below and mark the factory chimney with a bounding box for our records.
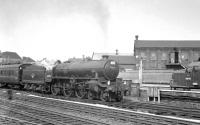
[115,49,119,55]
[135,35,139,40]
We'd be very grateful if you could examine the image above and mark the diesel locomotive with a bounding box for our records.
[0,59,123,101]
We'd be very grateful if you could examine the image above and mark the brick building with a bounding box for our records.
[0,51,22,64]
[134,35,200,70]
[92,53,137,71]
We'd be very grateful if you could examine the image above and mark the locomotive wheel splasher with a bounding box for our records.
[87,90,95,99]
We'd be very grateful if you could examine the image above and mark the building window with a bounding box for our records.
[194,52,199,61]
[181,52,189,61]
[161,52,167,60]
[150,52,157,60]
[140,52,146,60]
[169,52,175,63]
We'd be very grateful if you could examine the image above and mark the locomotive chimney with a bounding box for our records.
[135,35,139,40]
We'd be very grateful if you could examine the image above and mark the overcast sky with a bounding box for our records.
[0,0,200,61]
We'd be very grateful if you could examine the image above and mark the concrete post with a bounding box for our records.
[139,58,143,86]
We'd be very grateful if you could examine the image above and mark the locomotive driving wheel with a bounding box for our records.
[87,90,94,100]
[75,82,87,99]
[51,82,61,96]
[62,83,73,97]
[100,91,111,102]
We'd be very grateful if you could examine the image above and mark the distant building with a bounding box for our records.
[66,58,84,63]
[134,35,200,70]
[0,51,22,64]
[22,57,35,63]
[93,52,137,71]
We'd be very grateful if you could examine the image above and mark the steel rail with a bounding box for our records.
[9,92,200,125]
[0,114,38,125]
[0,98,109,125]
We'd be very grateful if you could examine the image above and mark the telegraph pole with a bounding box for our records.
[139,58,143,86]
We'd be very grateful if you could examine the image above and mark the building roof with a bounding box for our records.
[92,53,137,65]
[22,57,35,62]
[135,40,200,48]
[107,55,137,65]
[92,53,134,59]
[0,51,21,59]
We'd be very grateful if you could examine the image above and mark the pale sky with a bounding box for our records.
[0,0,200,61]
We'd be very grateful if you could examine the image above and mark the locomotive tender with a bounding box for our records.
[0,59,123,101]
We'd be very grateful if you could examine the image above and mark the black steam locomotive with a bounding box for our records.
[0,60,123,101]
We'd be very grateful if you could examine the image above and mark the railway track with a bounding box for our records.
[0,98,110,125]
[161,95,200,109]
[29,89,200,120]
[1,90,200,125]
[106,100,200,119]
[0,115,38,125]
[161,94,200,102]
[0,103,54,125]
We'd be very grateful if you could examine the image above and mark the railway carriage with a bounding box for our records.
[0,64,30,88]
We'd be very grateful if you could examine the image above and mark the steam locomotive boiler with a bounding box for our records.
[51,59,123,101]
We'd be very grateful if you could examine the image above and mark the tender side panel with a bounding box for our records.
[22,64,46,84]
